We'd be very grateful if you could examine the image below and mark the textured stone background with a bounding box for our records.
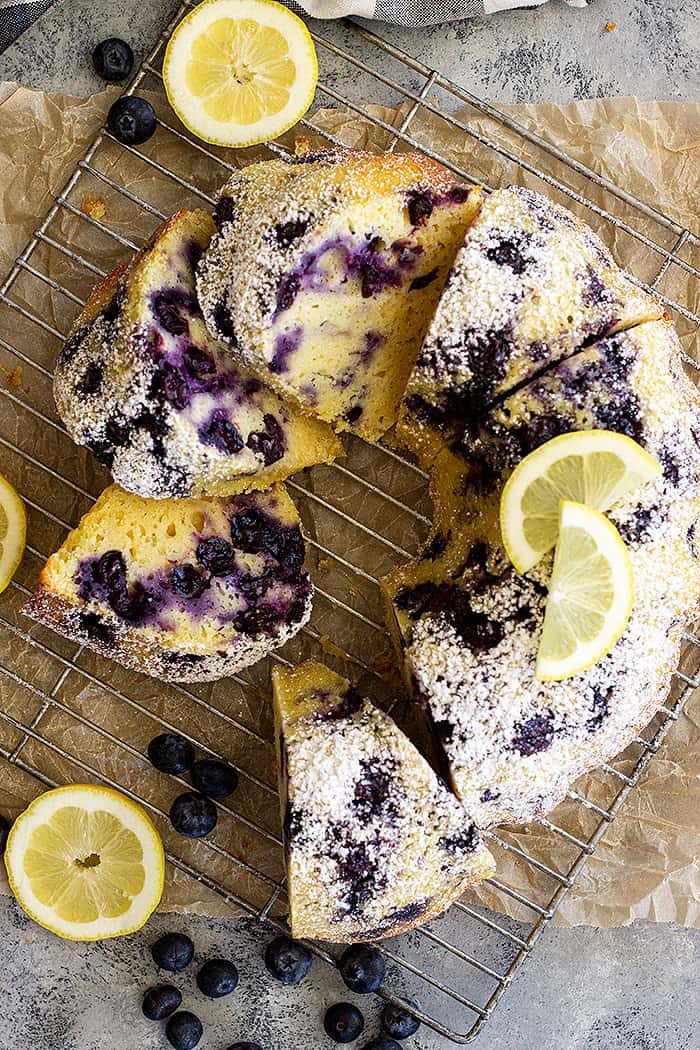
[0,1,698,1048]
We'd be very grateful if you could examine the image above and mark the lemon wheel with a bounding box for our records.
[163,0,318,147]
[5,785,165,941]
[0,472,26,593]
[536,501,634,682]
[500,429,661,573]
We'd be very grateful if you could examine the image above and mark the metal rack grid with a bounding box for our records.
[0,2,698,1043]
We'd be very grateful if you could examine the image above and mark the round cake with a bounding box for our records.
[385,318,700,826]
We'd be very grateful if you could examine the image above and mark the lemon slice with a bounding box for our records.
[536,500,634,681]
[5,785,165,941]
[500,430,661,573]
[163,0,318,147]
[0,472,26,593]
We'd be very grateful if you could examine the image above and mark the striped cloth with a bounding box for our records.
[0,0,588,54]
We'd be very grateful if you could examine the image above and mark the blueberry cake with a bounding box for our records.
[272,660,494,941]
[197,149,482,442]
[396,185,663,464]
[385,319,700,826]
[54,208,342,499]
[24,483,313,683]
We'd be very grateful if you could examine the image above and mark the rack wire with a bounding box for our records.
[0,2,698,1043]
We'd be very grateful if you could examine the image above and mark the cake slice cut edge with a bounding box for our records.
[24,483,313,683]
[272,659,495,942]
[54,207,343,501]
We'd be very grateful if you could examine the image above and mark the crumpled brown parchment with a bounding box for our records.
[0,81,697,928]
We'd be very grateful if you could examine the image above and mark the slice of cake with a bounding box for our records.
[54,208,342,500]
[396,185,663,464]
[197,149,482,442]
[386,320,700,826]
[272,660,494,942]
[24,483,313,683]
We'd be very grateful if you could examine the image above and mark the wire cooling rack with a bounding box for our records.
[0,3,699,1043]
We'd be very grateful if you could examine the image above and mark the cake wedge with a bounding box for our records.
[272,660,494,942]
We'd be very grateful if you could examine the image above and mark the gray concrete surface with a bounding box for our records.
[0,2,698,1048]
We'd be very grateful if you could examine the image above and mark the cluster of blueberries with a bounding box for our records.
[148,733,238,838]
[147,930,420,1049]
[91,37,157,147]
[146,930,243,1049]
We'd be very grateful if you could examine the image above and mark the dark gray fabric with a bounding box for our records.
[0,0,54,53]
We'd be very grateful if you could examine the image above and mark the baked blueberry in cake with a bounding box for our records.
[197,149,482,442]
[272,660,494,942]
[385,319,700,826]
[54,208,342,499]
[396,185,663,464]
[24,483,313,683]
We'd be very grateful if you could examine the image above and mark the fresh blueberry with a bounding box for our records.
[92,38,134,82]
[324,1003,365,1044]
[107,96,157,146]
[225,1044,264,1050]
[191,758,238,799]
[338,945,386,994]
[196,958,239,998]
[264,935,312,985]
[147,733,195,775]
[196,537,235,576]
[170,792,217,838]
[362,1041,402,1050]
[0,815,9,852]
[165,1011,203,1050]
[151,932,195,973]
[170,564,209,599]
[142,984,182,1020]
[381,1001,421,1039]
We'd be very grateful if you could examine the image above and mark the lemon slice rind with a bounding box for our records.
[500,429,661,574]
[0,473,26,593]
[5,785,165,941]
[535,500,634,682]
[163,0,318,148]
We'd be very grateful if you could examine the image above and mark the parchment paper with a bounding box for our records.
[0,81,697,928]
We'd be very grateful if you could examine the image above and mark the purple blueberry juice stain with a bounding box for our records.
[199,409,244,455]
[271,326,303,374]
[511,711,556,756]
[272,232,422,318]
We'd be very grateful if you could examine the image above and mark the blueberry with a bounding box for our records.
[407,190,434,227]
[275,273,301,315]
[78,362,104,395]
[151,932,195,972]
[142,984,182,1020]
[338,945,386,994]
[151,361,189,410]
[275,218,309,247]
[78,610,116,647]
[246,413,285,466]
[324,1003,365,1044]
[183,344,215,378]
[92,38,134,82]
[196,958,239,998]
[200,410,244,455]
[170,792,217,838]
[226,1044,264,1050]
[165,1011,203,1050]
[381,1001,421,1039]
[147,733,195,775]
[213,195,236,228]
[170,564,209,599]
[191,758,238,799]
[362,1041,402,1050]
[0,815,9,852]
[264,935,312,985]
[196,537,235,576]
[107,96,157,146]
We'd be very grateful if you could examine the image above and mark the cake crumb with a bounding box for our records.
[79,193,108,220]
